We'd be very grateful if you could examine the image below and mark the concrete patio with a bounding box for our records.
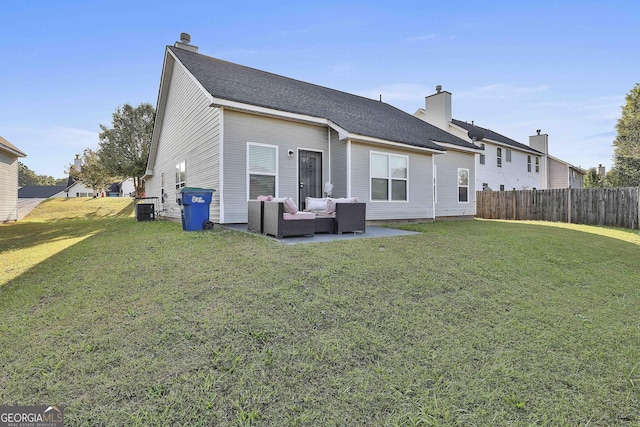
[223,223,419,245]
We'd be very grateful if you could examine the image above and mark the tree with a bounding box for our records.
[18,162,67,186]
[67,148,114,195]
[98,103,155,197]
[611,83,640,186]
[583,167,604,188]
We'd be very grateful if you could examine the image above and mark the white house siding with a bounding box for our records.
[0,151,19,221]
[349,142,434,221]
[145,60,220,221]
[476,142,543,190]
[548,158,568,189]
[329,131,348,198]
[222,110,329,223]
[64,182,99,197]
[434,149,476,217]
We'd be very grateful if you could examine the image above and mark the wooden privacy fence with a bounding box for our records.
[476,187,640,229]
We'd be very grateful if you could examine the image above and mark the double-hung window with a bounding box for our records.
[370,152,408,201]
[458,168,469,203]
[527,155,532,172]
[175,160,186,189]
[506,149,512,162]
[497,147,502,167]
[248,143,277,199]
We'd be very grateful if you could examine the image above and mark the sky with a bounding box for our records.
[1,0,638,178]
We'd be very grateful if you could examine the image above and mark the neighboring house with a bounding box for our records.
[416,87,584,191]
[144,34,479,224]
[107,178,135,197]
[18,185,67,198]
[1,135,27,222]
[63,176,99,198]
[529,130,585,189]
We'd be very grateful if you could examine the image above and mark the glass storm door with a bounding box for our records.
[298,150,322,210]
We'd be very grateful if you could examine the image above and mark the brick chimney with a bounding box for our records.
[174,32,198,53]
[422,85,452,130]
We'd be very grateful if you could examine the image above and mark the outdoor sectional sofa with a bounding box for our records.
[247,197,366,239]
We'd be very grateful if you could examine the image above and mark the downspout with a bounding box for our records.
[346,139,351,197]
[472,153,477,216]
[431,155,436,220]
[218,107,225,224]
[327,127,331,187]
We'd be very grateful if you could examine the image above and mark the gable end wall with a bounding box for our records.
[145,61,221,221]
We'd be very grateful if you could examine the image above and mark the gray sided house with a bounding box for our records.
[1,135,27,222]
[144,34,478,224]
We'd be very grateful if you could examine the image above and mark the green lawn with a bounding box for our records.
[1,199,639,426]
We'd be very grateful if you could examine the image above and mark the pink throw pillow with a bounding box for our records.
[284,197,298,214]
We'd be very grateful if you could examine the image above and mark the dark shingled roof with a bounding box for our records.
[169,46,477,152]
[451,119,542,154]
[18,185,66,198]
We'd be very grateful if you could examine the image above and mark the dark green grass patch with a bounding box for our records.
[1,216,639,426]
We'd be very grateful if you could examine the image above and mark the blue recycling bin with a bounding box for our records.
[178,187,216,231]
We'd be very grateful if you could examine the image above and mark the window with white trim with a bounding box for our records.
[175,160,186,189]
[248,143,277,199]
[497,147,502,167]
[479,154,485,165]
[506,149,512,162]
[527,155,532,172]
[535,157,540,173]
[370,152,408,201]
[458,168,469,203]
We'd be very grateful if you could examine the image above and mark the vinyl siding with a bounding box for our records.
[476,142,542,190]
[223,110,328,223]
[434,149,476,217]
[350,142,434,220]
[0,152,19,221]
[145,60,221,221]
[549,157,568,189]
[329,130,347,197]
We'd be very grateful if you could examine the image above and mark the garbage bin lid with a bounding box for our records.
[180,187,216,193]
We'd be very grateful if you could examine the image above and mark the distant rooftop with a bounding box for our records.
[451,119,542,154]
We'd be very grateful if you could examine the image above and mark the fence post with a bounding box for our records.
[567,188,572,224]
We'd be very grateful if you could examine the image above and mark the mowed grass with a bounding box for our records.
[1,200,639,426]
[1,198,134,283]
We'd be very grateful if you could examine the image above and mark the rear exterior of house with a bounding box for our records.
[144,35,478,224]
[0,136,27,222]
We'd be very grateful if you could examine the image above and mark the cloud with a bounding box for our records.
[405,33,439,42]
[584,130,616,139]
[405,33,455,42]
[458,84,550,101]
[6,126,99,177]
[13,126,99,148]
[356,83,433,105]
